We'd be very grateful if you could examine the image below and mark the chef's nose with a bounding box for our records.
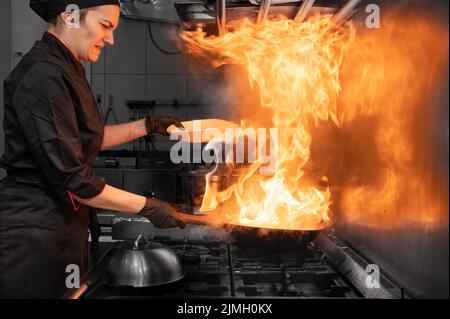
[104,32,114,46]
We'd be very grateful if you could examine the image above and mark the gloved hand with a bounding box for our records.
[138,197,186,229]
[145,116,184,136]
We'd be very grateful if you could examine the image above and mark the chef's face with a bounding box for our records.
[68,5,120,62]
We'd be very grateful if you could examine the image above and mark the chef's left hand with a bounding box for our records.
[138,197,186,229]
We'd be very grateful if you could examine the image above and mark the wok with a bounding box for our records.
[178,213,321,252]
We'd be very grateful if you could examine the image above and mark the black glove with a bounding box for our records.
[138,197,186,229]
[145,116,184,137]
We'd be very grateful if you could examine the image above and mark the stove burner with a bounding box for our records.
[170,245,210,256]
[83,236,357,298]
[169,245,211,265]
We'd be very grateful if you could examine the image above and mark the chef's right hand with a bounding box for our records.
[145,116,184,137]
[138,197,186,229]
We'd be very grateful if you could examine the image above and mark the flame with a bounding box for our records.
[181,16,354,230]
[336,11,449,230]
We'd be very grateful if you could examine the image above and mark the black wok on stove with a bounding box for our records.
[180,212,322,252]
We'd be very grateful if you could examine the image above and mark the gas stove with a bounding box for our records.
[81,235,359,299]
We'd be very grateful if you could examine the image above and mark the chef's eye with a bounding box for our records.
[100,23,109,29]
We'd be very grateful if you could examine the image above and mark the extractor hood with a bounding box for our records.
[120,0,355,25]
[120,0,184,24]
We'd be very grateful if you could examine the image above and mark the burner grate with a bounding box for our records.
[83,236,357,298]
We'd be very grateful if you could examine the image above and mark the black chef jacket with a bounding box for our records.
[1,31,105,204]
[0,32,105,298]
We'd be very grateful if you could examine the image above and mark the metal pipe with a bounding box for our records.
[216,0,226,36]
[332,0,361,25]
[294,0,316,24]
[257,0,271,25]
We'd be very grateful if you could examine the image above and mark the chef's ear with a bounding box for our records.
[60,5,81,29]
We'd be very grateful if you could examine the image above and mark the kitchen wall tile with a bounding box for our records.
[104,74,146,150]
[187,64,257,122]
[152,105,188,120]
[105,74,146,124]
[187,73,222,104]
[10,0,46,70]
[91,74,105,117]
[186,55,217,75]
[187,73,239,120]
[0,72,7,157]
[0,4,11,73]
[146,74,187,101]
[146,22,187,75]
[1,0,11,177]
[105,18,147,74]
[187,104,217,121]
[92,48,105,74]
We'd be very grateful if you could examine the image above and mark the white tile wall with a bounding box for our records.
[104,74,146,150]
[186,55,217,75]
[0,72,7,158]
[0,0,10,170]
[185,67,240,121]
[187,73,223,105]
[91,74,105,117]
[10,0,46,70]
[92,47,105,74]
[152,105,187,120]
[146,22,187,75]
[91,19,229,151]
[105,18,147,74]
[0,1,11,73]
[105,74,146,123]
[147,74,188,101]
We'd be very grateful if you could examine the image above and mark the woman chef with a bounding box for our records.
[0,0,186,298]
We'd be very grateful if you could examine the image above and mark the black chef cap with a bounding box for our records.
[30,0,120,22]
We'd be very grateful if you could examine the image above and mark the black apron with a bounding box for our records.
[0,175,90,298]
[0,32,105,298]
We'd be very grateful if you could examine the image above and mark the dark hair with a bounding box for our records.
[49,8,92,26]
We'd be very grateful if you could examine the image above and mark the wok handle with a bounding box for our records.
[63,246,113,299]
[133,234,150,249]
[66,283,89,299]
[178,212,220,226]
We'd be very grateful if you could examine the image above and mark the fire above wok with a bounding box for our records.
[176,1,365,232]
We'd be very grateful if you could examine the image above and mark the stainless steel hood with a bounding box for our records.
[120,0,354,25]
[120,0,185,24]
[119,1,272,24]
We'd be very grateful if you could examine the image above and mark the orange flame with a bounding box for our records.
[181,16,354,230]
[336,11,449,230]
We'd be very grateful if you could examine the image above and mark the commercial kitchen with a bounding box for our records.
[0,0,448,300]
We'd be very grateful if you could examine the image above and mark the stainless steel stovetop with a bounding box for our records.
[81,235,360,299]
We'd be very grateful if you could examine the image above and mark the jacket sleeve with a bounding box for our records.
[12,63,105,205]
